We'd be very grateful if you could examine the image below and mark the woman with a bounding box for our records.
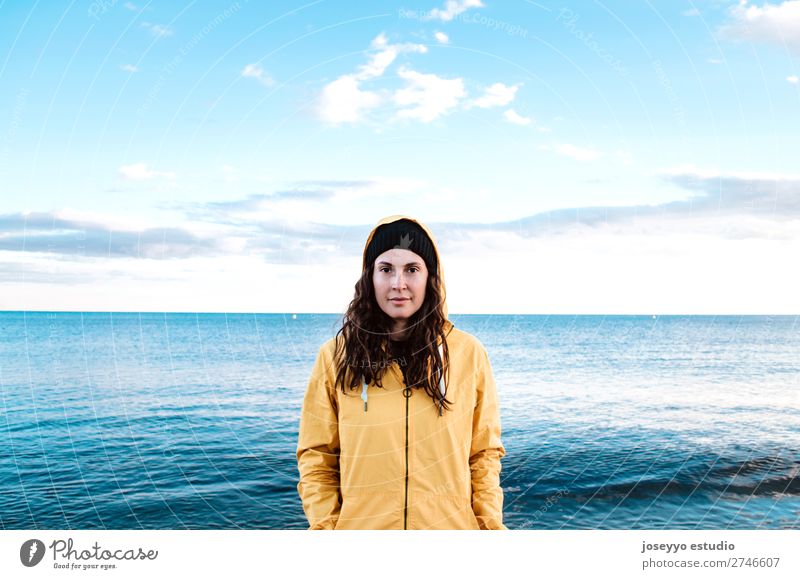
[296,215,506,530]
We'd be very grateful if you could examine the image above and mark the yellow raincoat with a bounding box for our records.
[296,216,506,529]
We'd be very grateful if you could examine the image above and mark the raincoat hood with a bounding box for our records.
[360,215,453,414]
[362,215,449,321]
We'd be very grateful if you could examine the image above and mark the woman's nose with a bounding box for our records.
[392,272,406,288]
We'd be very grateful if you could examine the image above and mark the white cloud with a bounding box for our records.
[551,143,603,162]
[656,164,800,216]
[182,179,432,225]
[468,82,519,108]
[330,177,429,202]
[317,33,427,125]
[682,8,701,16]
[8,222,800,314]
[354,33,427,80]
[118,162,176,181]
[720,1,800,52]
[151,24,173,37]
[241,63,274,86]
[425,0,484,22]
[787,75,800,83]
[8,168,800,313]
[220,165,238,183]
[141,22,174,38]
[394,66,466,122]
[316,31,525,126]
[656,164,800,181]
[503,109,531,126]
[11,207,798,314]
[120,64,138,73]
[317,76,381,124]
[356,46,398,79]
[434,31,450,44]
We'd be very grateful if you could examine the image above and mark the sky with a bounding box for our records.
[0,0,798,314]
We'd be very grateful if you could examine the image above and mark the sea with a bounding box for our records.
[0,312,798,530]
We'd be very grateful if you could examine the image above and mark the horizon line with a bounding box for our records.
[0,310,797,317]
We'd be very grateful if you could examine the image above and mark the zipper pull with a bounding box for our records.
[361,381,369,412]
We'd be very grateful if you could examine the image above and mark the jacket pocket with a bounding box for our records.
[334,492,404,530]
[411,493,479,530]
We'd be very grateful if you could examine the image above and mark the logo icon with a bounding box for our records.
[20,539,46,567]
[395,233,414,251]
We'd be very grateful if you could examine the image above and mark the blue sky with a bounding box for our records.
[1,0,799,313]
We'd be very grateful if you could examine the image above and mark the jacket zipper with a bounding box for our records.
[403,384,410,530]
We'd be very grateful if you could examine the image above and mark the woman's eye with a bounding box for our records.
[378,266,419,273]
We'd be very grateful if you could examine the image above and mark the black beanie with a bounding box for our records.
[365,219,437,272]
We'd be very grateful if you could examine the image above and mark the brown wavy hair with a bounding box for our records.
[333,261,452,413]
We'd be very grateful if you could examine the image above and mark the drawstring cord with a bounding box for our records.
[437,343,445,416]
[363,343,446,414]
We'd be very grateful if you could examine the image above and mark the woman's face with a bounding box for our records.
[372,248,428,336]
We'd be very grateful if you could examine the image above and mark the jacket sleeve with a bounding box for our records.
[296,343,341,530]
[469,345,507,530]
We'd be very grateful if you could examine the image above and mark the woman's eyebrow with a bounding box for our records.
[376,261,423,266]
